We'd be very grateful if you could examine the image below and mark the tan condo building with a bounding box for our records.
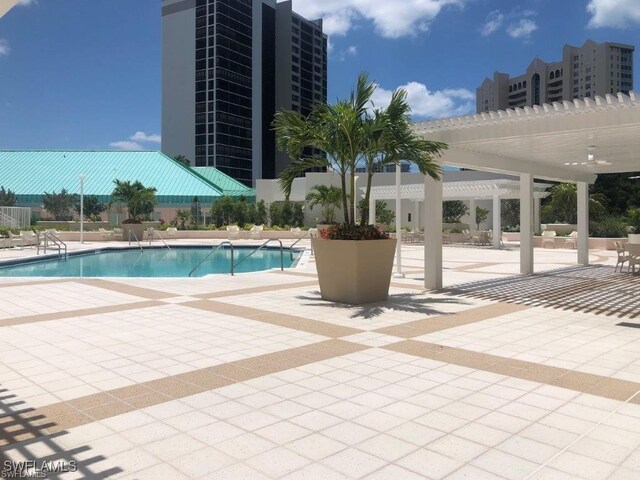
[476,39,634,113]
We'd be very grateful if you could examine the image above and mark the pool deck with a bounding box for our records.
[1,241,640,479]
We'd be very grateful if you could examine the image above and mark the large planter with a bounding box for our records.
[121,223,146,242]
[316,224,334,236]
[628,234,640,244]
[312,238,396,304]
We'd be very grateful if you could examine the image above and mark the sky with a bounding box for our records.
[0,0,639,151]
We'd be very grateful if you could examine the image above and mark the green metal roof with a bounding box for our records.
[192,167,255,197]
[0,150,243,205]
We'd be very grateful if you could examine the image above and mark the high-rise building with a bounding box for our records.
[161,0,327,187]
[476,40,634,113]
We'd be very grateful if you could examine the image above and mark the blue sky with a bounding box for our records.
[0,0,639,151]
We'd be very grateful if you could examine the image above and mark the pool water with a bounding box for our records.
[0,247,301,277]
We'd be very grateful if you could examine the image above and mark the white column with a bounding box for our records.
[577,181,589,265]
[79,174,85,244]
[424,173,443,290]
[469,199,476,230]
[414,200,420,228]
[368,195,375,225]
[492,195,501,249]
[394,166,404,278]
[520,174,534,274]
[534,196,541,234]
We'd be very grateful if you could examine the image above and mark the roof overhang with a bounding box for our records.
[414,92,640,183]
[363,179,551,201]
[0,0,19,19]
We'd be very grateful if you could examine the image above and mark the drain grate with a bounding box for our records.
[617,322,640,329]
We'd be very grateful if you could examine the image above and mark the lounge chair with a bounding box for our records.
[98,228,115,240]
[541,230,556,249]
[564,231,578,249]
[249,224,263,240]
[165,227,177,239]
[8,232,23,248]
[226,225,240,240]
[614,241,630,273]
[20,230,38,248]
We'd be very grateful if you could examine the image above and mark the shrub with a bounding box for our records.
[590,217,628,238]
[443,201,469,223]
[321,224,389,240]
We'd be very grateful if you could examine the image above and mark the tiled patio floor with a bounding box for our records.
[1,241,639,479]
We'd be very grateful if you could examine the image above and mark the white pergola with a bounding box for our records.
[364,179,550,249]
[411,92,640,289]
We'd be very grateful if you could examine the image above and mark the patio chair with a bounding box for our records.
[629,252,640,275]
[461,229,473,244]
[290,227,303,238]
[113,228,123,240]
[20,230,38,248]
[308,228,318,238]
[249,224,263,240]
[226,225,240,240]
[564,231,578,249]
[614,241,630,273]
[442,229,451,244]
[411,228,424,243]
[165,227,178,239]
[8,232,23,248]
[98,228,115,241]
[541,230,556,249]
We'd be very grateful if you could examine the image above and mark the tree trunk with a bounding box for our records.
[349,171,356,225]
[360,172,374,226]
[340,174,349,224]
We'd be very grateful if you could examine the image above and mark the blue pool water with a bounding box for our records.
[0,247,301,277]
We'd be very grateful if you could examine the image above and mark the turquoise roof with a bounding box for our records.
[0,151,244,205]
[192,167,255,197]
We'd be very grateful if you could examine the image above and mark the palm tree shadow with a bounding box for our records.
[296,291,468,319]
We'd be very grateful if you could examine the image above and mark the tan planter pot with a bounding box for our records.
[311,238,396,304]
[121,223,145,242]
[628,234,640,244]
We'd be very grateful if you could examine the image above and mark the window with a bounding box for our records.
[550,72,554,80]
[555,69,560,77]
[518,82,522,89]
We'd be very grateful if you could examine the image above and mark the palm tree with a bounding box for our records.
[275,72,446,226]
[111,180,157,222]
[305,185,342,223]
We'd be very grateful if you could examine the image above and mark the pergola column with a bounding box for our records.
[520,173,534,274]
[492,195,501,249]
[394,166,403,278]
[414,200,420,228]
[534,196,541,233]
[424,173,443,290]
[368,195,375,225]
[469,199,476,230]
[577,181,589,265]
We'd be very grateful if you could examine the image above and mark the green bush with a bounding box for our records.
[590,217,628,238]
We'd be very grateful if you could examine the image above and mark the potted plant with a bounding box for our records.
[628,207,640,244]
[275,73,446,304]
[110,180,157,241]
[305,184,341,234]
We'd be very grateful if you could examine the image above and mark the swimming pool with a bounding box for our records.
[0,246,302,277]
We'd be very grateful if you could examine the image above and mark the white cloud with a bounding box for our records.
[109,141,144,151]
[480,10,504,36]
[346,45,358,56]
[0,39,10,57]
[17,0,37,4]
[371,82,475,119]
[282,0,468,38]
[506,19,537,39]
[587,0,640,28]
[130,131,161,143]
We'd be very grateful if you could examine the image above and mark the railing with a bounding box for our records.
[189,241,234,277]
[38,231,67,259]
[148,228,171,250]
[128,230,144,253]
[0,207,30,229]
[289,230,312,259]
[233,239,284,273]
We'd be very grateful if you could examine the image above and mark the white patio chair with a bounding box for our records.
[442,229,451,244]
[249,224,263,240]
[564,231,578,249]
[290,227,303,238]
[541,230,556,249]
[614,241,630,273]
[98,228,115,240]
[308,228,318,238]
[8,232,24,248]
[165,227,177,239]
[20,230,38,248]
[226,225,240,240]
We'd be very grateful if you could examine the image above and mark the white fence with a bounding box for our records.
[0,206,31,229]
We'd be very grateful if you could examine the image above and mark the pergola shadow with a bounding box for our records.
[296,291,468,319]
[0,386,121,479]
[444,264,640,319]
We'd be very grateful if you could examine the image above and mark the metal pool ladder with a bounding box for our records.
[128,230,144,252]
[233,239,284,273]
[38,231,67,259]
[189,241,234,277]
[147,228,171,250]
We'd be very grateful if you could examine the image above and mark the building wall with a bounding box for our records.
[477,40,634,113]
[161,0,196,162]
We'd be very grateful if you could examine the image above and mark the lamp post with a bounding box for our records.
[79,174,86,244]
[394,163,404,278]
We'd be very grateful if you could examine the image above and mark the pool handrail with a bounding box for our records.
[148,228,171,250]
[233,239,284,273]
[38,230,67,259]
[289,230,311,259]
[128,230,144,252]
[189,241,234,277]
